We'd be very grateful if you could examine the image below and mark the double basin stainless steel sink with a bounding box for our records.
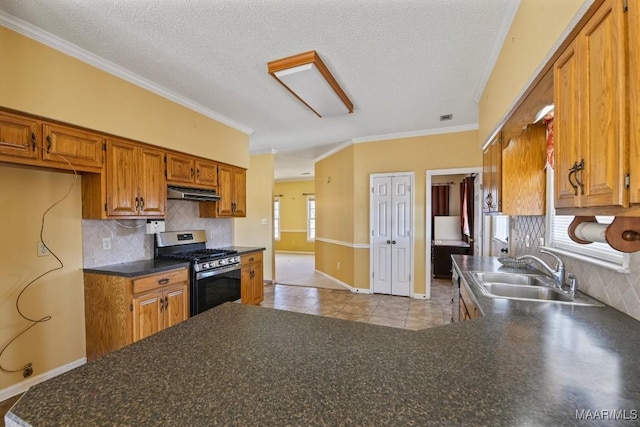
[471,272,604,306]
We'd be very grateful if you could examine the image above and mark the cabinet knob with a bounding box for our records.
[140,197,145,211]
[31,132,37,151]
[46,135,52,153]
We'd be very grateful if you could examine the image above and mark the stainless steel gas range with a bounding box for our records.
[154,230,241,316]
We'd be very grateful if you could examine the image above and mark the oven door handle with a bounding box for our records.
[196,264,241,280]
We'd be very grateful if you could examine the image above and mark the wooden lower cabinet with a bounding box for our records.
[84,267,189,361]
[459,280,480,321]
[241,252,264,305]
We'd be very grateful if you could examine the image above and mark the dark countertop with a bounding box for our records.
[8,255,640,426]
[83,259,190,277]
[81,247,264,277]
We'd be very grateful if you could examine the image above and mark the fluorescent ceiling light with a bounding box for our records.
[268,51,353,117]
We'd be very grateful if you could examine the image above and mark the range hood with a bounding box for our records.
[167,185,221,202]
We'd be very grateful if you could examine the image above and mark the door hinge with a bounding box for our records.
[625,173,630,189]
[623,0,628,12]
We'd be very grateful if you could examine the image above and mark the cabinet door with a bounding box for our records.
[241,264,254,304]
[630,0,640,204]
[138,146,166,216]
[232,167,246,216]
[554,41,580,208]
[163,283,189,329]
[166,153,195,184]
[578,0,627,208]
[217,164,234,216]
[132,292,163,342]
[0,111,39,160]
[490,139,502,212]
[42,123,103,171]
[106,139,139,216]
[252,260,264,305]
[482,146,492,213]
[194,159,218,188]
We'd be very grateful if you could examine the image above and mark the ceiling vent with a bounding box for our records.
[440,114,453,121]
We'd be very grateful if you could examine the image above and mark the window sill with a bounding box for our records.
[540,245,630,274]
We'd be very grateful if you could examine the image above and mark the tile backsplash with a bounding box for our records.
[511,215,640,321]
[82,200,232,268]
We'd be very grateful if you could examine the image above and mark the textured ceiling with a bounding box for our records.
[0,0,519,180]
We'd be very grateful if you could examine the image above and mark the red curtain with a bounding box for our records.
[431,185,450,239]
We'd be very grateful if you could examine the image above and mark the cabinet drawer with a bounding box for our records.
[132,268,188,294]
[240,252,262,265]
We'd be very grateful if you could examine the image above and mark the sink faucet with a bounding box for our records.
[515,249,566,289]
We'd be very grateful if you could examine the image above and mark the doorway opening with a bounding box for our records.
[425,167,483,299]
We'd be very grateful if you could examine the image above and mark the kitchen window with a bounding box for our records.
[274,197,280,241]
[307,195,315,241]
[544,168,629,272]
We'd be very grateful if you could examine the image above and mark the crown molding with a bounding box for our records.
[251,148,278,155]
[0,11,254,135]
[352,123,479,144]
[313,140,353,163]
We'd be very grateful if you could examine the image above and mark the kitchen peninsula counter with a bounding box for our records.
[8,256,640,426]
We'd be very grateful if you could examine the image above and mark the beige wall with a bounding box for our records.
[0,26,249,167]
[478,0,586,146]
[274,180,315,253]
[315,131,481,294]
[234,154,275,281]
[0,167,85,391]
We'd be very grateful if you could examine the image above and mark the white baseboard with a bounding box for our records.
[313,270,355,291]
[0,357,86,402]
[412,293,428,299]
[350,287,373,294]
[275,250,315,255]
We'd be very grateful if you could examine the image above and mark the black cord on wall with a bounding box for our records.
[0,142,77,377]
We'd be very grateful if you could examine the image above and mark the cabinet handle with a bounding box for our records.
[158,278,170,285]
[165,296,169,309]
[160,297,164,311]
[485,193,493,209]
[46,135,52,153]
[140,197,145,211]
[196,169,200,179]
[31,132,37,151]
[190,167,194,178]
[249,257,254,262]
[568,162,579,196]
[135,197,139,211]
[574,159,585,195]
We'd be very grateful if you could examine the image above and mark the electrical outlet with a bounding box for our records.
[209,230,215,240]
[102,237,112,250]
[37,241,50,257]
[260,218,269,225]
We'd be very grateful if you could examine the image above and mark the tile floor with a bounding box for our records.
[271,252,454,330]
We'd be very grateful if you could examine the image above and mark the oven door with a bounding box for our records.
[192,265,241,316]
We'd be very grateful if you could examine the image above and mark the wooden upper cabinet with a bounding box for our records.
[554,0,629,212]
[166,153,195,184]
[166,152,218,189]
[194,159,218,187]
[0,111,39,160]
[201,164,246,218]
[138,146,166,216]
[482,133,502,214]
[103,138,166,218]
[42,123,103,171]
[629,0,640,204]
[501,123,546,215]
